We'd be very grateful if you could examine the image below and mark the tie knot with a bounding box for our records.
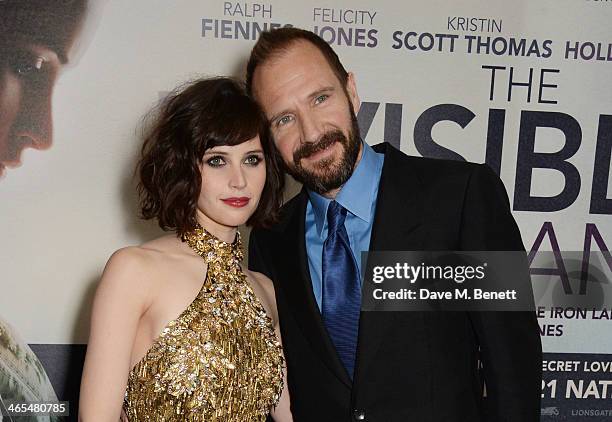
[326,201,347,233]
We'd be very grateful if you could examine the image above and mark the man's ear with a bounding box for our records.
[345,72,360,113]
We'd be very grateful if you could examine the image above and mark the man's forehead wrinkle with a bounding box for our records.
[254,40,309,90]
[253,40,338,120]
[256,61,301,116]
[271,70,309,103]
[262,63,328,106]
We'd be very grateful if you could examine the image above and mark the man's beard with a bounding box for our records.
[284,108,361,195]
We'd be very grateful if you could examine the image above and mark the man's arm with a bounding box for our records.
[249,229,296,422]
[248,228,272,277]
[459,163,542,422]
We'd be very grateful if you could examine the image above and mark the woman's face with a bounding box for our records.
[196,136,267,233]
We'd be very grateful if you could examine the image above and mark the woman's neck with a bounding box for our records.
[196,212,238,244]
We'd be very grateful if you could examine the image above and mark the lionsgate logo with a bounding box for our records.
[541,406,559,416]
[571,409,612,417]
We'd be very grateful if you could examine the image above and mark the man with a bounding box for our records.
[247,28,542,421]
[1,2,89,419]
[0,0,87,177]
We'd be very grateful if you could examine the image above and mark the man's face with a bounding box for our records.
[0,2,86,177]
[252,41,362,195]
[0,44,63,176]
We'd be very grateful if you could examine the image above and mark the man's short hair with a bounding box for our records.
[0,0,87,56]
[246,27,348,96]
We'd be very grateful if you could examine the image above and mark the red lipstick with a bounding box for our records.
[221,197,250,208]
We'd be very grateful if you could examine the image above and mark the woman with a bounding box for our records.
[79,77,291,421]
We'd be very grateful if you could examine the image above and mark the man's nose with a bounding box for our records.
[17,86,53,150]
[299,111,323,144]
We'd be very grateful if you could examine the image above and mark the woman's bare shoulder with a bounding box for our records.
[139,233,183,252]
[100,234,183,296]
[109,234,184,267]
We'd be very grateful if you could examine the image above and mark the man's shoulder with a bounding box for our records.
[406,154,480,172]
[250,190,305,239]
[377,142,485,184]
[281,189,306,213]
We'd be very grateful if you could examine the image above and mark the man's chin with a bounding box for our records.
[299,159,339,179]
[289,167,345,194]
[287,138,358,193]
[300,145,343,170]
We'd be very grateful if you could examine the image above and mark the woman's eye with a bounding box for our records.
[244,155,262,166]
[314,94,328,104]
[206,156,226,167]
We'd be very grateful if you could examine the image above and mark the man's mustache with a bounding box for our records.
[293,130,346,164]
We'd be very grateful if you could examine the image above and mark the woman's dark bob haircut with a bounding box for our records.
[137,77,284,236]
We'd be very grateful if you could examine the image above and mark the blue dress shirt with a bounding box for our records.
[305,141,385,309]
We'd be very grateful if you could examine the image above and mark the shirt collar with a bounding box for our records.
[308,141,382,236]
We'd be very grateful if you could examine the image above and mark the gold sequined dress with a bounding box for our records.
[123,225,284,421]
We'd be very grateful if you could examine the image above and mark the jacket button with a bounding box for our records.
[353,409,366,421]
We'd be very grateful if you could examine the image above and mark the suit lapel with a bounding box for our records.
[354,143,427,384]
[279,190,352,388]
[277,143,427,390]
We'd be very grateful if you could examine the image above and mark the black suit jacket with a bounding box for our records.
[250,143,542,422]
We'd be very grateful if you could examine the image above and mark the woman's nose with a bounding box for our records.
[229,164,247,189]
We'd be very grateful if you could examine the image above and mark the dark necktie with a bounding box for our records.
[322,200,361,378]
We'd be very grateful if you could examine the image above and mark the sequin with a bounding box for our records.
[123,225,284,421]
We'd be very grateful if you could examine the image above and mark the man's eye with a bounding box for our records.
[244,155,262,166]
[9,53,46,77]
[277,115,293,127]
[314,94,329,104]
[206,156,226,167]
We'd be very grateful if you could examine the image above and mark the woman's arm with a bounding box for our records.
[251,271,293,422]
[270,322,293,422]
[79,247,152,421]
